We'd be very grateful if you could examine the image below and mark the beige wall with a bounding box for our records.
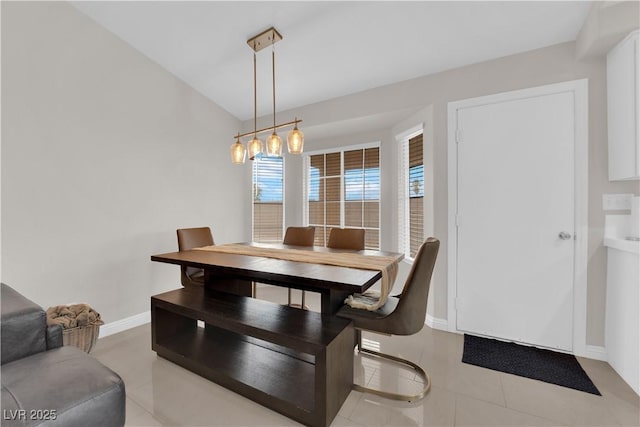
[576,1,640,58]
[259,41,639,347]
[1,2,246,324]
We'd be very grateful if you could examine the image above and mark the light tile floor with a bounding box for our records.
[92,287,640,426]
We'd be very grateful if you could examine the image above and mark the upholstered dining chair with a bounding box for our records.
[337,237,440,402]
[176,227,214,288]
[327,227,366,251]
[283,226,315,308]
[284,226,315,247]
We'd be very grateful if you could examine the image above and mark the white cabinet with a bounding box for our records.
[607,30,639,181]
[604,211,640,396]
[605,247,640,395]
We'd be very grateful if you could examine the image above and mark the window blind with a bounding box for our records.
[408,134,424,258]
[307,145,380,249]
[253,157,284,242]
[398,133,424,259]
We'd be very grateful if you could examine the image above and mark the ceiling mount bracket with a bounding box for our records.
[247,27,283,52]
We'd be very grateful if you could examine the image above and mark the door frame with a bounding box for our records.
[446,79,589,356]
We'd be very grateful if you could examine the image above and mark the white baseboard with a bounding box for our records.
[426,313,449,331]
[582,345,608,361]
[99,311,150,338]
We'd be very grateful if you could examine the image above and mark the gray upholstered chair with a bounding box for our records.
[337,237,440,401]
[1,283,125,425]
[176,227,214,288]
[283,226,315,307]
[327,227,365,251]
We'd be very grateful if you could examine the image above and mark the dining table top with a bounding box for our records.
[151,242,403,294]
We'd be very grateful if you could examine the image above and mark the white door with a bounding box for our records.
[453,86,578,351]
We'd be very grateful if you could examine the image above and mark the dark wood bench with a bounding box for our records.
[151,287,354,427]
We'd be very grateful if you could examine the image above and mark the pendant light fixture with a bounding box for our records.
[230,27,304,164]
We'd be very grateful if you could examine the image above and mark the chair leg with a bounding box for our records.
[352,331,431,402]
[252,282,257,298]
[287,289,309,310]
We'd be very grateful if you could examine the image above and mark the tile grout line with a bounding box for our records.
[499,372,594,426]
[122,374,161,426]
[498,371,507,407]
[125,395,160,426]
[452,391,458,427]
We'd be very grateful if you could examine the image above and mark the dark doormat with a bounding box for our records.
[462,334,601,395]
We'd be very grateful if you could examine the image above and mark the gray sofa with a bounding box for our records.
[1,283,125,426]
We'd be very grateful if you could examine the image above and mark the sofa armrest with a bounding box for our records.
[1,283,47,364]
[47,324,63,349]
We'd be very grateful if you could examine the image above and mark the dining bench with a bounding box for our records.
[151,286,354,427]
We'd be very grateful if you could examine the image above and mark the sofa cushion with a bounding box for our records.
[1,283,47,364]
[1,346,125,427]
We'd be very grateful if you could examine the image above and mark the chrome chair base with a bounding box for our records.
[353,333,431,402]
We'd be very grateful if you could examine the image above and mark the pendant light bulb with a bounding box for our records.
[266,132,283,157]
[247,136,263,160]
[287,121,304,154]
[230,137,247,164]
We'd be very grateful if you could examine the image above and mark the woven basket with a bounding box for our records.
[61,319,104,353]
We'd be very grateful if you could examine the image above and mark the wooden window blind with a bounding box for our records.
[307,146,380,249]
[252,157,284,242]
[398,132,424,259]
[408,134,424,258]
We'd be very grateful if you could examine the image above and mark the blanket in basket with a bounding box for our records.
[46,304,101,329]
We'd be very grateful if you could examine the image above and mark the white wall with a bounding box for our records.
[250,41,639,347]
[1,2,246,324]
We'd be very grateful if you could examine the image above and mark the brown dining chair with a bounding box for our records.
[284,226,315,247]
[337,237,440,402]
[283,226,315,308]
[176,227,214,288]
[327,228,366,251]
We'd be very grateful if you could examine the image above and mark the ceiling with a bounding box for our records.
[71,1,592,121]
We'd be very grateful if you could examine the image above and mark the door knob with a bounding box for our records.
[558,232,572,240]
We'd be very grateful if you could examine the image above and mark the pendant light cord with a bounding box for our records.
[253,52,257,137]
[272,45,276,131]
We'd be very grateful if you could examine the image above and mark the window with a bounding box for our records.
[252,157,284,242]
[306,145,380,249]
[398,132,424,259]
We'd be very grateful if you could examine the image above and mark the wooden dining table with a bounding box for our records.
[151,242,403,314]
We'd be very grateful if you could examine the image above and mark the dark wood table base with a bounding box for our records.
[204,268,353,314]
